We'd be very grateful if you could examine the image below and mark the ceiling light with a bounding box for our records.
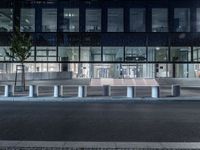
[156,47,160,50]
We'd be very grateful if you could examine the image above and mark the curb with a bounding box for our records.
[0,96,200,102]
[0,141,200,149]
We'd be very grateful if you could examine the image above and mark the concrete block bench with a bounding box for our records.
[4,85,14,97]
[90,78,160,98]
[29,85,38,97]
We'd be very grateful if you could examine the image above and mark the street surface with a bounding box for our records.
[0,101,200,142]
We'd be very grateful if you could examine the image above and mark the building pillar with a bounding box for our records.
[151,86,159,98]
[78,85,87,98]
[54,85,63,97]
[4,85,14,97]
[127,86,136,98]
[29,85,38,97]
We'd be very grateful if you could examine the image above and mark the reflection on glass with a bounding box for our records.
[125,47,146,62]
[193,47,200,62]
[103,47,124,61]
[0,9,13,32]
[42,9,57,32]
[193,64,200,78]
[174,8,190,32]
[20,9,35,32]
[107,9,123,32]
[36,47,57,61]
[25,47,35,61]
[130,8,145,32]
[0,47,34,61]
[152,9,168,32]
[63,9,79,32]
[80,47,101,61]
[175,64,190,78]
[58,47,79,61]
[148,47,168,61]
[0,46,10,61]
[170,47,191,62]
[197,8,200,32]
[86,9,101,32]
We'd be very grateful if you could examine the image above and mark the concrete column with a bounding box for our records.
[4,85,14,97]
[171,84,180,97]
[103,85,111,96]
[127,86,135,98]
[78,85,87,98]
[54,85,63,97]
[29,85,38,97]
[151,86,159,98]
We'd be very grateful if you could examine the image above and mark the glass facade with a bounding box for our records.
[0,0,200,79]
[86,9,101,32]
[36,47,57,61]
[42,9,57,32]
[148,47,168,62]
[197,8,200,32]
[152,9,168,32]
[125,47,146,62]
[58,47,79,61]
[20,9,35,32]
[174,8,190,32]
[193,47,200,62]
[170,47,191,62]
[130,8,145,32]
[80,47,101,61]
[0,9,13,32]
[103,47,124,61]
[63,9,79,32]
[0,47,10,61]
[107,9,123,32]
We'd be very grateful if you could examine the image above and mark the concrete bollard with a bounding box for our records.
[171,84,180,97]
[54,85,63,97]
[127,86,136,98]
[4,85,14,97]
[151,86,159,98]
[29,85,38,97]
[103,85,111,96]
[78,85,87,98]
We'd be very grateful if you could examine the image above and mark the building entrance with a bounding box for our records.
[122,64,143,78]
[91,63,154,78]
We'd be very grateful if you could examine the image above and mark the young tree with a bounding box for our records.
[5,28,32,91]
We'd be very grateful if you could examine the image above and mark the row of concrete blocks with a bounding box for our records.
[4,85,161,98]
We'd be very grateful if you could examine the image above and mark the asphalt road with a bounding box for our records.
[0,100,200,142]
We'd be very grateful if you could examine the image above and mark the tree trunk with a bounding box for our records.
[21,63,25,91]
[173,63,176,78]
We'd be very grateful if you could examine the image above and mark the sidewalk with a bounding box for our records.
[0,96,200,102]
